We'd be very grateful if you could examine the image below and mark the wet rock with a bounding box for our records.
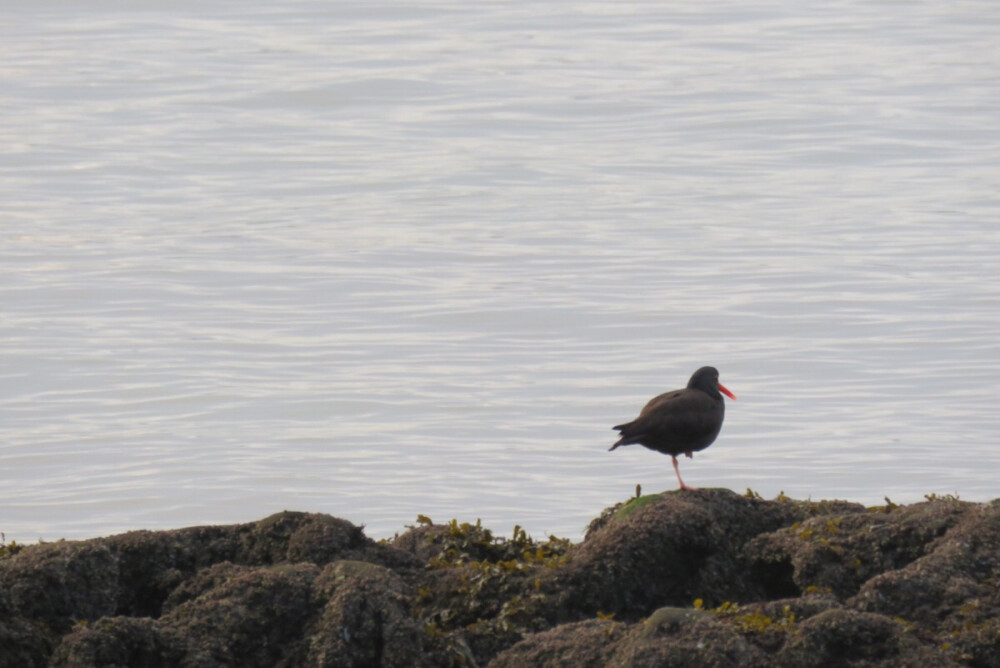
[493,607,761,668]
[488,618,629,668]
[717,594,840,654]
[237,512,414,569]
[850,499,1000,666]
[775,608,960,667]
[550,488,863,619]
[2,493,998,666]
[49,616,182,668]
[161,562,320,667]
[747,497,970,599]
[611,605,763,668]
[0,567,54,666]
[100,526,237,618]
[0,541,119,632]
[0,617,52,668]
[400,518,579,664]
[306,560,425,668]
[391,523,458,564]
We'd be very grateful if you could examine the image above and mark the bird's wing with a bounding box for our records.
[629,391,718,439]
[636,389,686,419]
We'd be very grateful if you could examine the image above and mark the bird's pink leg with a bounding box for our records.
[671,456,698,491]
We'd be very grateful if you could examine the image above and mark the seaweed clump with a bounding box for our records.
[394,516,571,663]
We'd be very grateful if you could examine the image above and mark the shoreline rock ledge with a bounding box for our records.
[2,489,998,667]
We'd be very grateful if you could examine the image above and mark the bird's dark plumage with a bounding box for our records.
[610,366,736,490]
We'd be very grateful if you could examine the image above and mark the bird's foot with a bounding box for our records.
[684,451,693,459]
[678,483,699,491]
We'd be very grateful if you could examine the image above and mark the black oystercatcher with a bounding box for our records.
[609,366,736,491]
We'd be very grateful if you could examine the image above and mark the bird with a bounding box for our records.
[609,366,736,491]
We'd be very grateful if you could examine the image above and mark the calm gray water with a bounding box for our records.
[3,1,999,544]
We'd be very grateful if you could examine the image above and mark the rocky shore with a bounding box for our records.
[2,489,998,667]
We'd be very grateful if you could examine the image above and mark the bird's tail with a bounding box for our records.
[609,424,639,451]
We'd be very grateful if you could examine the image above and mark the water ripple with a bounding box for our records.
[2,0,999,543]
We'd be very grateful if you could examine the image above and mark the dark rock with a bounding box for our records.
[549,488,863,619]
[101,526,237,618]
[306,560,425,667]
[747,497,970,599]
[775,608,960,667]
[2,493,998,667]
[492,607,762,668]
[49,616,182,668]
[161,562,320,667]
[0,541,119,632]
[610,606,763,668]
[240,512,363,566]
[0,617,52,668]
[488,618,628,668]
[230,511,420,571]
[160,561,250,613]
[850,499,1000,666]
[391,524,452,564]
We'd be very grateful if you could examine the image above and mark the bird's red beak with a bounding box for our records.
[719,383,737,400]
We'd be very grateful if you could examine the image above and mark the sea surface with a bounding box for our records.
[2,0,999,544]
